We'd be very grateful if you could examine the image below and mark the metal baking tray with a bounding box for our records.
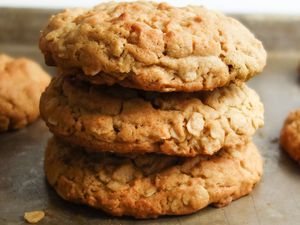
[0,8,300,225]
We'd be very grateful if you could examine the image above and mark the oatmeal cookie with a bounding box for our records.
[40,76,264,157]
[45,137,263,218]
[280,109,300,163]
[40,2,266,92]
[0,54,51,132]
[45,138,263,218]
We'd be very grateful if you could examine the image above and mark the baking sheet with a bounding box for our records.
[0,8,300,225]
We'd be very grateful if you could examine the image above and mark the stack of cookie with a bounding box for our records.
[39,2,266,218]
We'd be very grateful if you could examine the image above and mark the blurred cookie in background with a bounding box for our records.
[0,54,51,132]
[280,109,300,164]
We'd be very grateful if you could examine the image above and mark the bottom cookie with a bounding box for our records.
[45,138,263,218]
[280,109,300,163]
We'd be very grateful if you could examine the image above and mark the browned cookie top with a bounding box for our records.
[280,109,300,163]
[40,76,264,157]
[45,137,263,218]
[0,54,51,132]
[40,1,266,92]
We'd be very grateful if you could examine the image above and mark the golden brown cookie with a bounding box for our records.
[40,2,266,92]
[280,109,300,163]
[40,76,264,157]
[0,54,51,132]
[45,137,263,218]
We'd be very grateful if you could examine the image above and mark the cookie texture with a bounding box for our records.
[280,109,300,163]
[40,76,264,157]
[40,1,266,92]
[0,54,51,132]
[45,137,263,218]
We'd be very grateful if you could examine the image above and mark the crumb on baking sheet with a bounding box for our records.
[270,137,279,144]
[298,62,300,84]
[24,211,45,224]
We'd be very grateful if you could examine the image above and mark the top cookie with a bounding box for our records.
[0,54,51,132]
[40,1,266,92]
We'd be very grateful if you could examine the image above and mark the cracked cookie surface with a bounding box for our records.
[40,1,266,92]
[45,137,263,218]
[280,109,300,164]
[0,54,51,132]
[40,76,264,157]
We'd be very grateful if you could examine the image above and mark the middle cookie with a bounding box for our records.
[40,76,264,157]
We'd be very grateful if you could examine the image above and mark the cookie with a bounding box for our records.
[45,137,263,218]
[280,109,300,163]
[0,54,51,132]
[40,2,266,92]
[40,76,264,157]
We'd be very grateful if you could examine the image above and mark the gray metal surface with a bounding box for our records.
[0,8,300,225]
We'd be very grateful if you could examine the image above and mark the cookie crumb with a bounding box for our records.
[297,62,300,84]
[24,211,45,224]
[270,137,279,144]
